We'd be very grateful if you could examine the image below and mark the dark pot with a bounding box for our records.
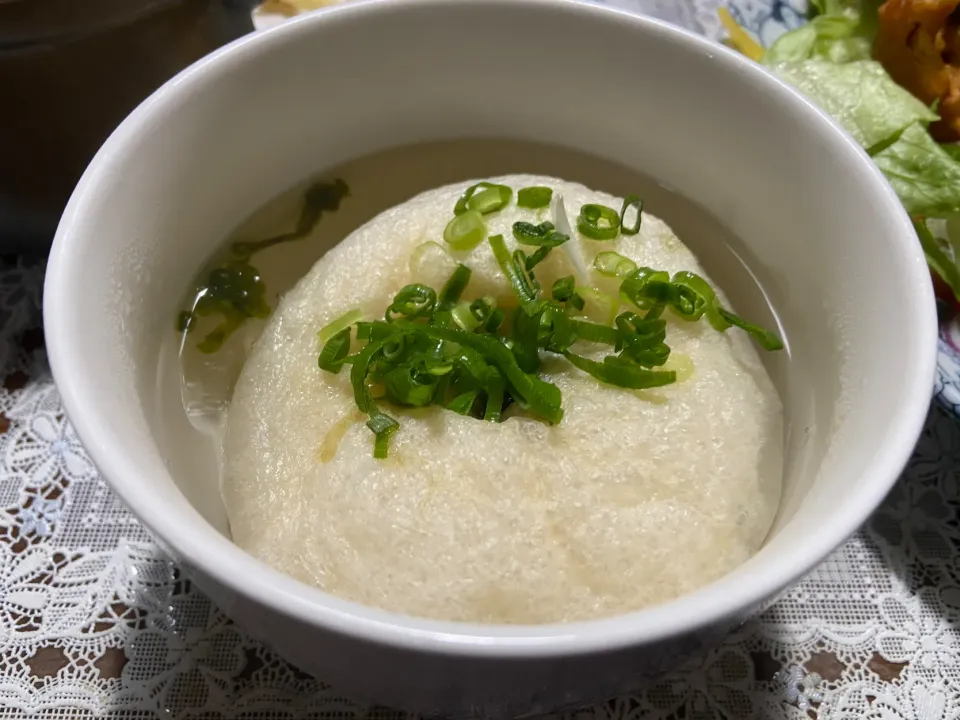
[0,0,256,251]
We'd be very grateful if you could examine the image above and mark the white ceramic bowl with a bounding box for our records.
[44,0,936,716]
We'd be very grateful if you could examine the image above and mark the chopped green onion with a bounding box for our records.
[391,320,563,424]
[615,312,667,349]
[615,312,669,367]
[438,264,472,309]
[454,182,513,215]
[575,286,619,325]
[315,223,784,459]
[672,270,730,324]
[318,308,364,345]
[382,337,405,361]
[484,307,506,333]
[451,301,481,332]
[409,241,456,283]
[386,284,437,321]
[620,195,643,235]
[350,338,401,458]
[717,309,785,351]
[571,319,619,346]
[447,390,479,415]
[619,267,673,310]
[367,412,400,459]
[551,276,577,303]
[524,247,551,270]
[563,352,676,389]
[594,251,638,278]
[443,210,487,251]
[512,221,569,247]
[577,204,621,240]
[489,234,542,314]
[512,304,543,373]
[484,371,505,422]
[539,306,577,353]
[517,186,553,209]
[318,327,352,372]
[552,277,587,314]
[469,297,498,327]
[384,366,438,407]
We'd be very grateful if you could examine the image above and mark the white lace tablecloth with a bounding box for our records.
[2,246,959,720]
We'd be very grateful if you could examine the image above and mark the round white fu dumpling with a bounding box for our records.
[221,174,783,624]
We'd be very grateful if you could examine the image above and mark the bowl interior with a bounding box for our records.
[45,0,934,645]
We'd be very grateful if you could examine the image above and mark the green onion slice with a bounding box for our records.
[619,267,672,310]
[577,204,621,240]
[318,308,364,345]
[539,306,577,353]
[438,264,472,310]
[512,304,543,373]
[386,284,437,321]
[717,309,785,351]
[669,271,719,325]
[447,390,479,415]
[350,338,401,458]
[575,286,619,325]
[391,320,563,424]
[483,370,505,422]
[451,301,481,332]
[469,297,498,327]
[490,234,542,314]
[524,247,551,270]
[571,319,619,346]
[551,276,577,303]
[564,352,676,389]
[512,221,569,247]
[384,366,438,408]
[454,182,513,215]
[444,210,487,251]
[517,186,553,209]
[620,195,643,235]
[484,308,506,333]
[318,327,352,372]
[409,240,456,283]
[594,251,638,278]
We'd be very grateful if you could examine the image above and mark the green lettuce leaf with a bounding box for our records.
[766,0,879,64]
[941,143,960,162]
[765,23,871,65]
[772,60,938,150]
[809,0,849,13]
[747,0,960,300]
[915,218,960,299]
[871,123,960,217]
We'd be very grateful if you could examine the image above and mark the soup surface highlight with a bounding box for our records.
[163,141,791,624]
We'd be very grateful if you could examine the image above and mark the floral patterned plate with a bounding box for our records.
[254,0,958,416]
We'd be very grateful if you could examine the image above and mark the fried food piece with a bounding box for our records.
[258,0,346,17]
[875,0,960,141]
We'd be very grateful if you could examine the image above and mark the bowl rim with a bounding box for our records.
[44,0,937,659]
